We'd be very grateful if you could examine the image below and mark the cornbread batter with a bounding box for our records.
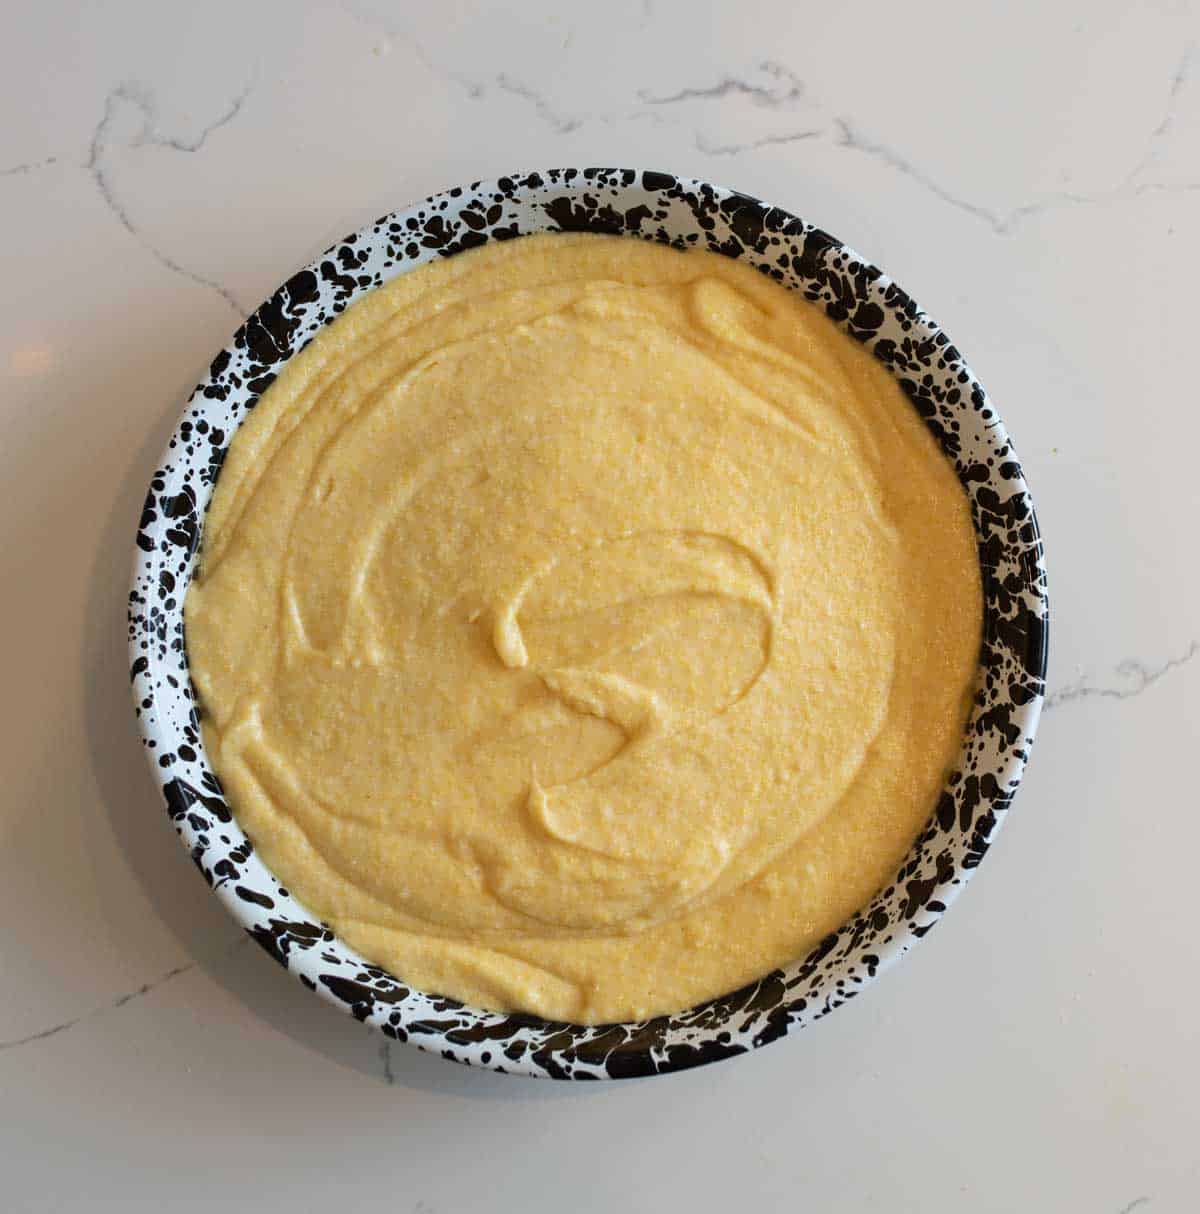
[185,233,981,1023]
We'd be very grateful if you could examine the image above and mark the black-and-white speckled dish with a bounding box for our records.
[130,169,1048,1080]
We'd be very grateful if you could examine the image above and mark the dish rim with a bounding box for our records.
[129,167,1049,1079]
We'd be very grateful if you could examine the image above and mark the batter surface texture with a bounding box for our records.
[185,233,981,1023]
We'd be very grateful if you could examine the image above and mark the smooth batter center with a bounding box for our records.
[186,233,981,1023]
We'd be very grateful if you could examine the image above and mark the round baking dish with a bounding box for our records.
[130,168,1048,1079]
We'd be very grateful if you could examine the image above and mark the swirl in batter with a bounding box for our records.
[185,234,981,1022]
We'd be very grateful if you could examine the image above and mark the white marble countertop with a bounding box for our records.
[3,1,1197,1209]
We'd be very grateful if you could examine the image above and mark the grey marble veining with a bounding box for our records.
[85,83,251,314]
[1,0,1196,1209]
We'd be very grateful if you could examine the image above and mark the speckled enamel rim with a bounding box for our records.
[129,168,1048,1079]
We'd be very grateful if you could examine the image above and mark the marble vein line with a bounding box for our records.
[1144,44,1194,148]
[85,82,251,317]
[484,82,667,132]
[337,0,482,99]
[0,1015,84,1052]
[831,116,1015,231]
[0,961,195,1053]
[832,43,1199,233]
[344,0,611,131]
[633,54,1197,229]
[640,60,806,108]
[0,936,248,1056]
[1044,640,1198,711]
[1117,1198,1150,1214]
[110,960,197,1009]
[0,155,59,177]
[318,32,1199,224]
[494,74,584,134]
[830,116,1185,235]
[150,80,252,155]
[380,1035,396,1085]
[341,10,660,137]
[360,14,650,135]
[696,128,822,157]
[1120,41,1198,190]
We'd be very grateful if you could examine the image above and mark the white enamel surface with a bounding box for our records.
[1,0,1196,1208]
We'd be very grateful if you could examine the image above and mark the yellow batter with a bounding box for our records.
[185,233,981,1024]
